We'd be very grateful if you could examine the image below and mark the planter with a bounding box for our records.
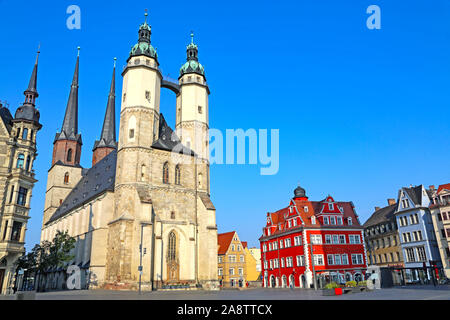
[322,289,335,296]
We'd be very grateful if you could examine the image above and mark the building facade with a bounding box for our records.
[394,185,442,282]
[39,16,218,291]
[0,51,42,294]
[429,184,450,278]
[217,231,248,287]
[363,199,404,268]
[259,185,367,289]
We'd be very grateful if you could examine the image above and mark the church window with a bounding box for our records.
[16,153,25,168]
[198,106,203,114]
[129,129,134,139]
[22,128,28,140]
[64,172,69,184]
[163,162,169,184]
[171,211,175,219]
[67,149,73,162]
[168,231,176,261]
[175,165,181,185]
[141,164,146,182]
[145,91,151,102]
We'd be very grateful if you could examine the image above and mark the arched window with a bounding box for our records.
[175,165,181,185]
[171,211,176,219]
[67,149,73,162]
[22,128,28,140]
[25,155,31,171]
[16,153,25,168]
[141,164,146,182]
[163,162,169,184]
[168,231,176,261]
[64,172,69,184]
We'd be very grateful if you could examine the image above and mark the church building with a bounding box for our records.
[40,14,218,291]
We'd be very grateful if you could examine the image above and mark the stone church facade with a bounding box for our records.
[0,51,42,294]
[40,15,218,291]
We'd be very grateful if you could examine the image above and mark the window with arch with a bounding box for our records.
[67,149,73,162]
[141,164,146,182]
[22,128,28,140]
[171,211,176,219]
[163,162,169,184]
[64,172,69,184]
[16,153,25,168]
[128,116,136,141]
[175,165,181,185]
[168,231,177,261]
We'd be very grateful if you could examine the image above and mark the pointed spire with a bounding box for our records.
[99,58,116,145]
[23,45,40,105]
[61,48,80,137]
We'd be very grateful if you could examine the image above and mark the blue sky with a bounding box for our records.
[1,0,450,251]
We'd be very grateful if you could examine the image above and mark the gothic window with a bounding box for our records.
[16,153,25,168]
[64,172,70,184]
[171,211,175,219]
[22,128,28,140]
[67,149,73,162]
[168,231,176,261]
[25,155,31,171]
[175,165,181,185]
[163,162,169,184]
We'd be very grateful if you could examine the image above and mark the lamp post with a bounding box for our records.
[139,222,151,295]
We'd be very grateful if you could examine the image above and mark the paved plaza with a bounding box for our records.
[1,285,449,300]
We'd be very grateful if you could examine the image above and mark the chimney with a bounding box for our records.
[387,198,396,206]
[429,185,435,191]
[375,206,381,212]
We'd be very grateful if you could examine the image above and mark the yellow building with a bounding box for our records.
[242,243,260,282]
[217,231,247,287]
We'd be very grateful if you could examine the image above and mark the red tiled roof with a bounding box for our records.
[261,196,361,239]
[437,183,450,194]
[242,241,248,249]
[217,231,236,255]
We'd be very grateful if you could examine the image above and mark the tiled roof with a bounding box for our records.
[217,231,236,255]
[46,150,117,225]
[363,204,397,228]
[437,183,450,194]
[0,106,13,133]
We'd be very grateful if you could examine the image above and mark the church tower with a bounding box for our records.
[42,48,83,228]
[92,59,117,166]
[176,33,210,193]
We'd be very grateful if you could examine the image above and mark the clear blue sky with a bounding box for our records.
[1,0,450,251]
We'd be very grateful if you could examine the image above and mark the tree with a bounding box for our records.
[15,230,76,292]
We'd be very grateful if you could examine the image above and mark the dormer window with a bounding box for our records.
[328,203,334,210]
[348,217,352,225]
[311,216,316,225]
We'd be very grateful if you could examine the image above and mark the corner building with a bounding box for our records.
[40,16,218,291]
[259,185,367,289]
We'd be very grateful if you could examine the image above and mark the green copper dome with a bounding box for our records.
[180,60,204,76]
[130,42,158,59]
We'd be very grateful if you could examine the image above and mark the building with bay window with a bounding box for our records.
[259,184,367,289]
[0,50,43,294]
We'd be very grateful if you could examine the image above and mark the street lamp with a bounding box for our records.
[139,221,151,295]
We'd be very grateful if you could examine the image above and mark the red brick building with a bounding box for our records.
[259,185,368,288]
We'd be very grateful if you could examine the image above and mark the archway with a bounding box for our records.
[300,274,306,288]
[289,274,295,288]
[270,275,275,288]
[354,273,362,283]
[282,275,287,288]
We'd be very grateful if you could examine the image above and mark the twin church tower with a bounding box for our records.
[40,14,218,290]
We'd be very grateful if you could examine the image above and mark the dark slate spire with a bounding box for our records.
[15,48,41,125]
[93,59,117,151]
[55,47,82,143]
[179,31,205,79]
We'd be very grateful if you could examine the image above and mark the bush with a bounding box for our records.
[324,282,339,289]
[357,280,367,287]
[345,281,357,287]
